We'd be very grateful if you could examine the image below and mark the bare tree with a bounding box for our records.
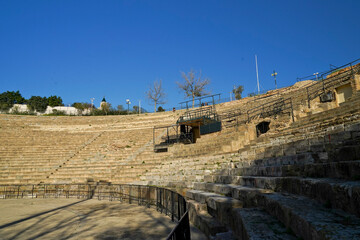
[146,80,166,112]
[177,69,210,108]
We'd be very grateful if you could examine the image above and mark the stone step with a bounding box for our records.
[187,200,229,238]
[219,160,360,180]
[232,208,297,240]
[198,175,360,218]
[191,184,360,240]
[187,190,296,239]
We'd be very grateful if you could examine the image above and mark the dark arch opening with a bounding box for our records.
[256,121,270,137]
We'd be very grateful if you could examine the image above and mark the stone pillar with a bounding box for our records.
[192,126,200,143]
[352,74,360,93]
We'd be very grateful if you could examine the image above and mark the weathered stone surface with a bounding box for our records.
[232,208,297,240]
[259,192,360,240]
[188,200,228,237]
[192,182,360,240]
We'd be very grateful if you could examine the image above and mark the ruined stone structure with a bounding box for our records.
[1,61,360,239]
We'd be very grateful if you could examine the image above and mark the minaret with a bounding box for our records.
[100,97,107,110]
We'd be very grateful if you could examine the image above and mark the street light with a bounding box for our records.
[313,72,319,81]
[90,98,95,115]
[271,70,278,89]
[126,99,131,114]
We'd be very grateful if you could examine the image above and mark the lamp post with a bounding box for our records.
[90,98,95,115]
[138,100,141,115]
[313,72,319,81]
[271,70,278,89]
[126,99,131,114]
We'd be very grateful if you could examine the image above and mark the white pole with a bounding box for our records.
[255,55,260,94]
[230,92,232,101]
[139,100,141,114]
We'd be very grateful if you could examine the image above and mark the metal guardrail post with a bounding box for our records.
[177,194,181,221]
[138,185,141,205]
[129,185,132,204]
[165,189,168,216]
[290,98,295,122]
[171,191,174,222]
[307,87,311,108]
[161,188,163,214]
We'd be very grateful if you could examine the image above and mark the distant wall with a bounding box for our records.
[7,104,90,115]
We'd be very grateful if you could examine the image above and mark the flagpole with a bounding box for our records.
[255,55,260,94]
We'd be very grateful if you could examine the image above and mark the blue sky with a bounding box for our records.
[1,0,359,111]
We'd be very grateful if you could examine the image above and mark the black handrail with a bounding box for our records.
[179,94,221,110]
[166,210,191,240]
[297,58,360,82]
[220,58,360,127]
[247,97,294,122]
[177,106,217,124]
[306,60,360,107]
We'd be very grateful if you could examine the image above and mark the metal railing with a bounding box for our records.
[177,105,219,124]
[306,59,360,107]
[179,94,221,110]
[153,124,194,151]
[166,210,191,240]
[0,183,190,240]
[247,97,294,122]
[220,109,243,128]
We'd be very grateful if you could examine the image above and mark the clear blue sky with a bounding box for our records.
[1,0,359,111]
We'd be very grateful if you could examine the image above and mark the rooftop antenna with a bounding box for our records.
[271,70,278,89]
[255,55,260,94]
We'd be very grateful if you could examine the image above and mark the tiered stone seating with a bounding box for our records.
[0,116,96,184]
[0,112,177,184]
[184,94,360,239]
[0,67,359,238]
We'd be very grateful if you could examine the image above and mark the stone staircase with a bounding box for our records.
[183,101,360,239]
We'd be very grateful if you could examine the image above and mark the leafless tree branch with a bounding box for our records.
[146,79,166,112]
[176,69,210,107]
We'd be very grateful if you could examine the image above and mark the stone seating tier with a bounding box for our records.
[0,112,176,184]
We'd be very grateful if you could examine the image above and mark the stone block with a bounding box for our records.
[231,208,297,240]
[188,200,227,237]
[206,196,243,226]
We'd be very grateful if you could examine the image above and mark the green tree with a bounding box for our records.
[133,105,139,113]
[102,102,111,115]
[177,69,210,108]
[157,106,165,112]
[117,105,124,111]
[233,85,244,100]
[0,91,26,112]
[48,95,64,107]
[72,102,92,115]
[27,96,48,113]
